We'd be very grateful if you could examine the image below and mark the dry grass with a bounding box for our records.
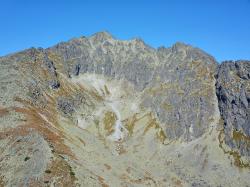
[143,113,166,144]
[104,164,111,170]
[0,107,9,117]
[104,85,110,95]
[13,96,75,158]
[232,130,250,146]
[78,138,86,146]
[156,128,167,143]
[43,157,76,186]
[103,111,116,136]
[98,176,109,187]
[124,114,138,136]
[120,173,157,186]
[171,177,183,187]
[218,129,250,169]
[0,176,5,187]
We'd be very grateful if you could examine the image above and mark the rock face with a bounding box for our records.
[216,61,250,157]
[0,32,250,186]
[50,32,217,141]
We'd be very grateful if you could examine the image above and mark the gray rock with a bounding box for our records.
[49,79,60,89]
[57,98,75,115]
[216,61,250,156]
[1,32,250,186]
[49,32,217,141]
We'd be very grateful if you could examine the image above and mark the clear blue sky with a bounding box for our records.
[0,0,250,61]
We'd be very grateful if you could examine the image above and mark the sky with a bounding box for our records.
[0,0,250,62]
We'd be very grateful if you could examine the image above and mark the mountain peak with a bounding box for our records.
[90,31,114,41]
[171,42,190,51]
[0,31,250,186]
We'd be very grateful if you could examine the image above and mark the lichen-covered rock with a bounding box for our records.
[216,61,250,156]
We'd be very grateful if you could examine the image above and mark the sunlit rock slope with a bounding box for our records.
[0,32,249,187]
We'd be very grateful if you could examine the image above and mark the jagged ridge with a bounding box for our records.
[0,32,249,186]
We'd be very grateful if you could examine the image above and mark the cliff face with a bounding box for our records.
[0,32,249,186]
[50,32,218,141]
[216,61,250,158]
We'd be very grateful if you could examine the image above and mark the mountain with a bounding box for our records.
[0,32,249,187]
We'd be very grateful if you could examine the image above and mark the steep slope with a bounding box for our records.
[216,61,250,166]
[50,32,217,141]
[0,32,249,186]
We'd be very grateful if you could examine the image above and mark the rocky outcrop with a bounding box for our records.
[216,61,250,157]
[0,32,250,186]
[49,32,218,141]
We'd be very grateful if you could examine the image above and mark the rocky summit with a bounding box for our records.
[0,32,249,187]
